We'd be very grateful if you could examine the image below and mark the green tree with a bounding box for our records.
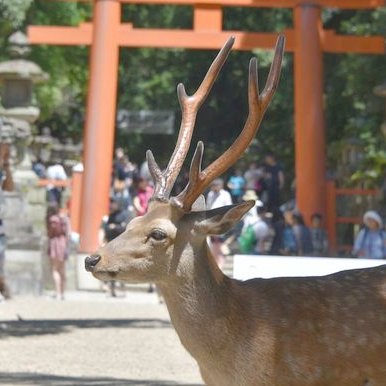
[24,1,92,141]
[324,8,386,187]
[0,0,33,30]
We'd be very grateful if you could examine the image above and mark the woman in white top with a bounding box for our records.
[353,210,386,259]
[206,179,232,268]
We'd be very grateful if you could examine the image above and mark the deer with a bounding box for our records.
[85,35,386,386]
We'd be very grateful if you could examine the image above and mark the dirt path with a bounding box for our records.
[0,291,203,386]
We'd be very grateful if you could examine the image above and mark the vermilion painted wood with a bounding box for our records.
[45,0,384,9]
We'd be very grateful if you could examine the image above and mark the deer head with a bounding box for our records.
[85,35,284,285]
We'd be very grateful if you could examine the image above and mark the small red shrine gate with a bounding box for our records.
[28,0,385,253]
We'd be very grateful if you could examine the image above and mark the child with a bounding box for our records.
[310,213,328,256]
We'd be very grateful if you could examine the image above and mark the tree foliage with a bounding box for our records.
[0,0,33,29]
[23,1,92,141]
[0,2,384,188]
[323,8,386,186]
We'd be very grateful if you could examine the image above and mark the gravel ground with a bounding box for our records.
[0,290,203,386]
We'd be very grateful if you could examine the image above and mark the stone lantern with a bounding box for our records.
[0,31,48,252]
[0,31,48,123]
[0,31,48,189]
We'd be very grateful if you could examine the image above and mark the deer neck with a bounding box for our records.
[158,242,239,365]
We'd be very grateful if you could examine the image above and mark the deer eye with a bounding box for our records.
[149,229,167,241]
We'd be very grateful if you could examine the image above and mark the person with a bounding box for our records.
[46,203,71,300]
[112,147,126,180]
[281,209,297,255]
[206,178,233,210]
[353,210,386,259]
[0,145,13,299]
[310,213,328,256]
[46,161,68,206]
[269,208,285,256]
[243,162,264,194]
[112,154,136,211]
[101,198,133,297]
[113,148,136,191]
[32,158,46,179]
[238,190,270,254]
[132,177,154,217]
[0,218,9,300]
[261,152,284,213]
[291,212,313,256]
[132,177,155,293]
[227,169,246,203]
[139,159,153,184]
[206,179,233,268]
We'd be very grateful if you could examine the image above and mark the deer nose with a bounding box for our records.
[85,254,101,272]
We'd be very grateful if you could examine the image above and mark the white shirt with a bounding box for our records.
[46,164,67,190]
[46,164,67,180]
[206,189,232,210]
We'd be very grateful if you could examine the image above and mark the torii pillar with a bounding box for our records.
[80,0,120,252]
[294,4,326,222]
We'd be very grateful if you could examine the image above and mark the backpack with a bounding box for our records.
[238,225,257,254]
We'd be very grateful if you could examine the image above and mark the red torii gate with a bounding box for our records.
[28,0,385,253]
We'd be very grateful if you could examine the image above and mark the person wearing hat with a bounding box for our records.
[353,210,386,259]
[238,190,270,254]
[242,189,260,202]
[241,190,265,227]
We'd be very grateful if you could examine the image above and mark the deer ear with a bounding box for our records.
[193,200,254,235]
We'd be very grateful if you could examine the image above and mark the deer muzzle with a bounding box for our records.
[85,254,101,272]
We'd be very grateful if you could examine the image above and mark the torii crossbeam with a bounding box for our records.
[28,0,385,253]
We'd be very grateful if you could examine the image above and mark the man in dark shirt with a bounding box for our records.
[262,152,285,213]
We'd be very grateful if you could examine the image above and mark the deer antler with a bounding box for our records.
[173,35,285,211]
[147,37,235,201]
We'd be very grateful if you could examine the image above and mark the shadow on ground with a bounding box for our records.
[0,372,203,386]
[0,318,171,338]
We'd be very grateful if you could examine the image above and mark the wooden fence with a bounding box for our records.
[326,180,380,254]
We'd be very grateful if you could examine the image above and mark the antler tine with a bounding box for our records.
[174,34,285,211]
[149,37,235,200]
[171,141,204,209]
[261,34,285,107]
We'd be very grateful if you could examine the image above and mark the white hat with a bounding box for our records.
[242,190,263,207]
[242,190,258,201]
[363,210,383,228]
